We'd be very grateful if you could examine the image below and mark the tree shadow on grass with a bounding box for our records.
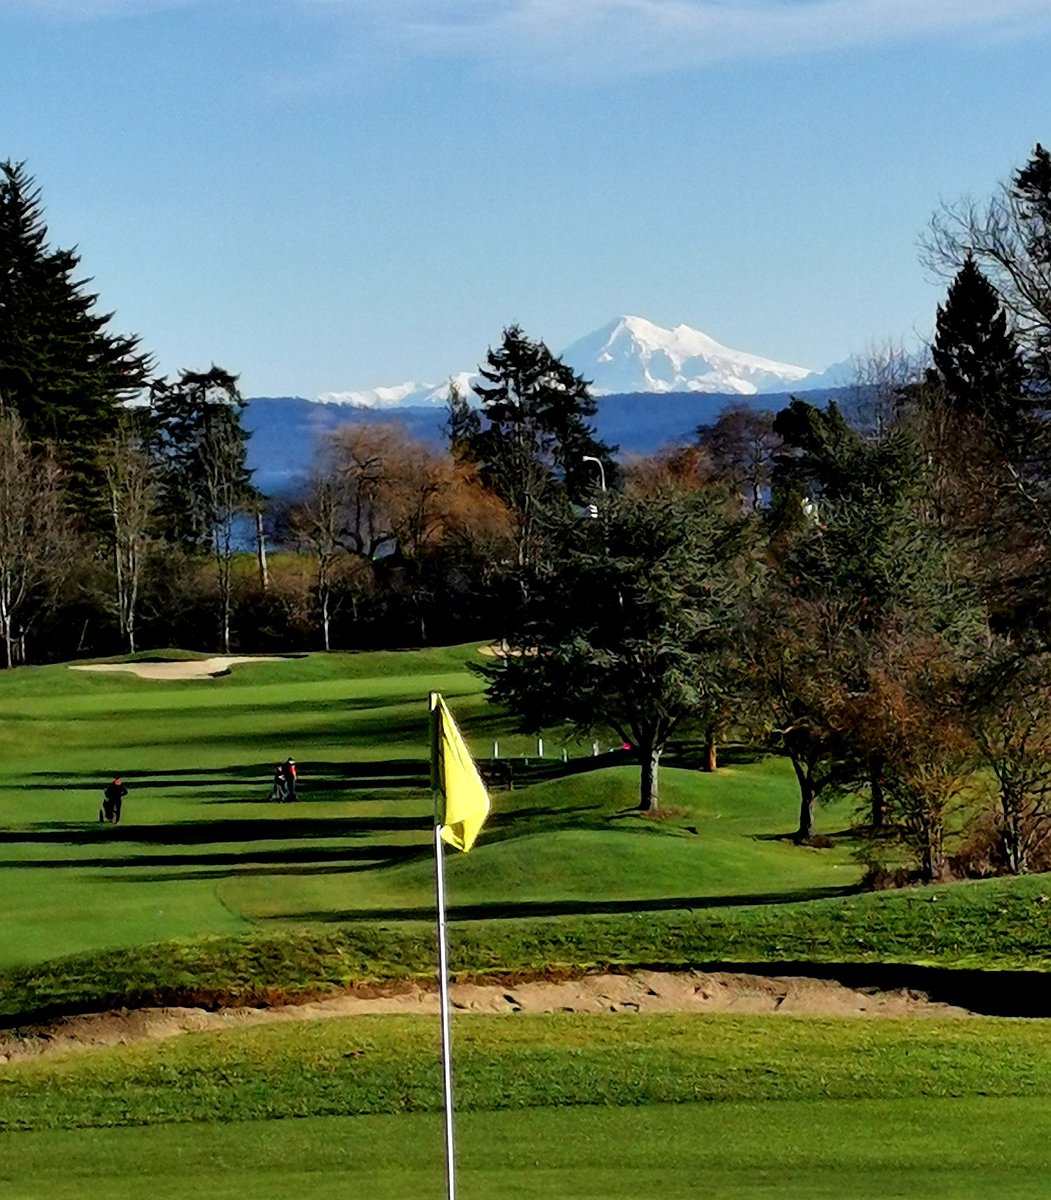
[1,814,430,846]
[753,827,859,844]
[2,841,428,871]
[27,758,433,792]
[116,847,435,883]
[26,755,622,798]
[30,758,429,775]
[264,883,862,923]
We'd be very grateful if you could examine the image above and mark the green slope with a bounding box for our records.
[0,645,859,972]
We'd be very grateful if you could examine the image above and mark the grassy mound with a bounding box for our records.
[2,873,1050,1021]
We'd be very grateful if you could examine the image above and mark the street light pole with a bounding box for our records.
[582,454,606,493]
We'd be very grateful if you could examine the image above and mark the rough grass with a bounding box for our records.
[3,872,1051,1021]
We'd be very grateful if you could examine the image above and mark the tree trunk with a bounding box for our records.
[321,588,331,653]
[868,756,886,829]
[127,558,138,656]
[112,520,125,647]
[703,725,718,772]
[1002,798,1025,875]
[255,509,269,592]
[639,744,661,812]
[0,588,12,668]
[791,756,815,842]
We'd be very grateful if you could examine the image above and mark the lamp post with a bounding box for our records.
[582,454,607,494]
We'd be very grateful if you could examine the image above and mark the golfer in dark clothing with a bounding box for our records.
[100,777,128,823]
[270,764,287,802]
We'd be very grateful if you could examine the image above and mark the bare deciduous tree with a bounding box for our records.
[972,652,1051,875]
[0,409,74,666]
[695,406,779,511]
[292,425,453,648]
[101,424,156,654]
[923,144,1051,378]
[200,415,250,654]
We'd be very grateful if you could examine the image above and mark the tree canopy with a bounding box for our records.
[461,325,619,568]
[0,160,151,507]
[478,486,760,812]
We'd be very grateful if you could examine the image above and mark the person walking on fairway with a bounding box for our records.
[282,757,298,802]
[100,777,127,824]
[269,763,287,802]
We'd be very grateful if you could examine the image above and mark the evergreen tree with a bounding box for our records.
[149,366,254,549]
[931,255,1028,441]
[465,326,618,567]
[149,366,255,652]
[0,161,151,506]
[444,378,480,463]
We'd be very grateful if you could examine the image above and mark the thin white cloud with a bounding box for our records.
[9,0,1051,73]
[307,0,1051,69]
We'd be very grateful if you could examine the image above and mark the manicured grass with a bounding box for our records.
[0,643,860,982]
[3,1015,1051,1196]
[3,1099,1051,1199]
[1,640,1049,1019]
[3,1011,1051,1129]
[3,644,1051,1195]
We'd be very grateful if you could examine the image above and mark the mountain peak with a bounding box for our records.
[562,316,816,396]
[312,316,832,407]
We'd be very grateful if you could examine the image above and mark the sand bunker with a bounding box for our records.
[0,971,973,1064]
[70,656,286,681]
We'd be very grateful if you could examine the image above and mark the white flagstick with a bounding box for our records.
[430,692,458,1200]
[434,821,458,1200]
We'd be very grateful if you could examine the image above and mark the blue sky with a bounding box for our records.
[4,0,1051,397]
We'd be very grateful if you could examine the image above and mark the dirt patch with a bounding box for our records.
[0,971,974,1064]
[69,656,287,682]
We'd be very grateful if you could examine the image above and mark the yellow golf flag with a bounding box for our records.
[431,692,490,852]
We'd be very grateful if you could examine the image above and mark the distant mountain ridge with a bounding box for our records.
[245,385,854,493]
[315,315,846,408]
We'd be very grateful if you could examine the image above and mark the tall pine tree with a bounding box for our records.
[0,161,151,508]
[465,325,618,567]
[931,255,1028,441]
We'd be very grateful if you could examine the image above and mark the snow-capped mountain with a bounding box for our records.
[314,316,831,408]
[562,315,816,396]
[317,372,474,409]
